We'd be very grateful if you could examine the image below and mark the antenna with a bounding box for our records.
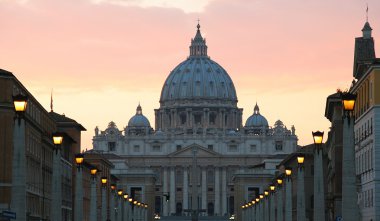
[366,3,369,22]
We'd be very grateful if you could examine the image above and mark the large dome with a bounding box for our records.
[160,24,237,104]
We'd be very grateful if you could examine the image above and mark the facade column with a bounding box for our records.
[201,167,207,216]
[90,178,97,221]
[102,187,107,221]
[74,168,83,221]
[11,119,26,221]
[276,185,283,221]
[170,167,176,215]
[264,197,269,221]
[314,148,325,221]
[163,167,169,216]
[52,149,62,221]
[342,117,359,220]
[296,166,306,221]
[221,167,227,216]
[285,177,292,221]
[183,167,189,214]
[214,167,220,216]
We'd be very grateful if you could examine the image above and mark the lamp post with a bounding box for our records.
[101,176,108,221]
[269,185,275,221]
[264,191,269,221]
[284,168,292,221]
[341,92,359,220]
[110,184,117,221]
[255,198,260,221]
[123,193,129,221]
[133,200,138,221]
[259,194,264,221]
[312,131,325,221]
[296,155,306,221]
[144,204,148,221]
[276,178,283,221]
[128,198,133,221]
[75,153,84,221]
[90,167,98,221]
[51,132,64,221]
[117,190,123,221]
[11,94,28,221]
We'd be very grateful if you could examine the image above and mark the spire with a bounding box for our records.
[189,21,208,57]
[136,103,142,115]
[254,103,260,115]
[362,4,372,39]
[50,89,53,112]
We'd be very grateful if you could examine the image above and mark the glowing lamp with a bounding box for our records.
[259,194,264,199]
[124,193,128,200]
[111,184,116,191]
[13,94,28,112]
[285,168,292,176]
[277,179,283,185]
[75,153,84,165]
[128,198,133,203]
[264,191,269,196]
[270,185,275,191]
[90,168,98,176]
[101,177,107,185]
[297,155,305,164]
[255,198,259,202]
[312,131,324,145]
[52,132,64,145]
[117,190,123,196]
[341,92,356,112]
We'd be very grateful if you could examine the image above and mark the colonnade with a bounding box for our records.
[161,166,228,216]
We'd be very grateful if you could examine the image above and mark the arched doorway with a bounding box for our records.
[208,202,214,216]
[176,202,182,215]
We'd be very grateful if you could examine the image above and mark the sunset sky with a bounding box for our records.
[1,0,379,150]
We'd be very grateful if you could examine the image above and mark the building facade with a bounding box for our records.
[92,24,298,220]
[0,69,87,221]
[351,21,380,221]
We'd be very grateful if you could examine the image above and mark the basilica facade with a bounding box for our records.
[91,24,298,219]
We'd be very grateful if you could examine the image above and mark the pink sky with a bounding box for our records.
[1,0,379,149]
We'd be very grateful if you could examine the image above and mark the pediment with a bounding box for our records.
[168,144,221,157]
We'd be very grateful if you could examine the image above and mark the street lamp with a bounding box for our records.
[51,132,64,221]
[264,190,269,221]
[297,154,306,221]
[269,185,275,221]
[312,131,325,221]
[276,177,284,221]
[90,167,98,221]
[341,92,359,221]
[101,176,108,221]
[110,184,117,221]
[11,94,28,221]
[75,153,84,169]
[74,153,84,221]
[284,168,292,221]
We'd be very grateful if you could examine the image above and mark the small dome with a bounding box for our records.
[128,104,151,127]
[245,103,269,127]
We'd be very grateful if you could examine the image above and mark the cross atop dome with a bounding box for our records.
[189,22,208,57]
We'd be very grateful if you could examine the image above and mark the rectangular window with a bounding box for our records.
[152,145,161,152]
[108,142,116,151]
[176,145,182,151]
[275,141,283,151]
[134,145,140,152]
[250,145,257,152]
[229,145,238,152]
[208,145,213,150]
